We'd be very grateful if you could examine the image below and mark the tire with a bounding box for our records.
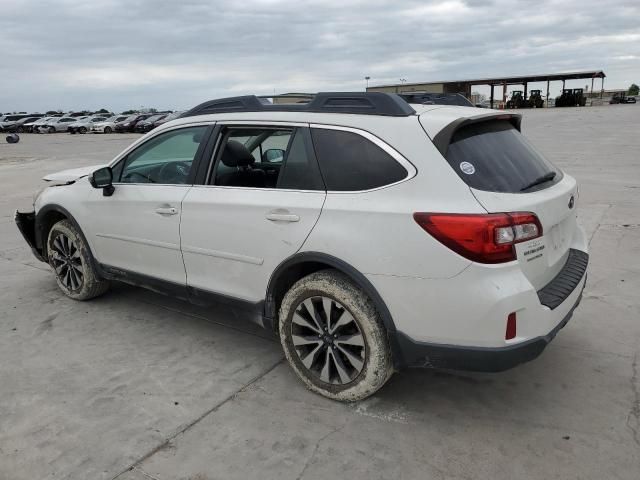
[79,126,87,134]
[48,126,55,134]
[104,126,112,134]
[46,219,110,301]
[279,270,393,402]
[16,126,24,133]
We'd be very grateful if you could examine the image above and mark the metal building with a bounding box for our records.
[367,70,606,108]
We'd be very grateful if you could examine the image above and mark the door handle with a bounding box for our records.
[265,211,300,222]
[155,207,178,216]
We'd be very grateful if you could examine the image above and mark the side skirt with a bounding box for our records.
[98,264,267,328]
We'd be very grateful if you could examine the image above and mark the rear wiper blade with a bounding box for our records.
[520,171,556,191]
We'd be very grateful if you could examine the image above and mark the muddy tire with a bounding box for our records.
[279,270,393,402]
[46,220,110,300]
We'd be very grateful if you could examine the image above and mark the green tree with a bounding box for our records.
[629,83,639,96]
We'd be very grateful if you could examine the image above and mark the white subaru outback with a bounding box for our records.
[15,93,588,401]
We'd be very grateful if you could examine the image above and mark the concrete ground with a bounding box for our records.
[1,106,639,480]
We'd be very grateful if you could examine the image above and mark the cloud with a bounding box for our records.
[0,0,638,112]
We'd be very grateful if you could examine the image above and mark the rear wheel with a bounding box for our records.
[47,220,110,300]
[279,270,393,402]
[16,126,24,133]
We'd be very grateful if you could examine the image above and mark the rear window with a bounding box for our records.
[445,120,560,193]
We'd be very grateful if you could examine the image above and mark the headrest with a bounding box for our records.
[221,140,255,167]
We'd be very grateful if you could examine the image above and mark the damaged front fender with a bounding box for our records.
[14,210,46,263]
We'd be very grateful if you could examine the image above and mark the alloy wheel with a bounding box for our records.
[290,296,366,385]
[50,233,84,291]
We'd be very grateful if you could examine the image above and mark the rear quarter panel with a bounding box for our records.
[301,117,484,279]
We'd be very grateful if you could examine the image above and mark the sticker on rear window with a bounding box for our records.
[460,161,475,175]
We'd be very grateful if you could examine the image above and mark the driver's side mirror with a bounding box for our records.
[89,166,115,196]
[262,148,285,163]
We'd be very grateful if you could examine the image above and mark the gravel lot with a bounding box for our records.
[1,106,639,480]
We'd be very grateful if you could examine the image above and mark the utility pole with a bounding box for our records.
[365,76,370,90]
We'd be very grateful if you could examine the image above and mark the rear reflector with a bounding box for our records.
[506,312,517,340]
[413,212,542,264]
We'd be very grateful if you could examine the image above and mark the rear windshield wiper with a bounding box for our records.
[520,171,556,191]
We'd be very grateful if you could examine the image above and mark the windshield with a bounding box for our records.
[445,120,561,193]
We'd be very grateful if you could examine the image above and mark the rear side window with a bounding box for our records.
[445,120,560,193]
[310,128,408,191]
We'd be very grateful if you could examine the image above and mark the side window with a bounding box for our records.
[310,128,408,191]
[117,126,207,185]
[277,129,324,190]
[211,127,324,190]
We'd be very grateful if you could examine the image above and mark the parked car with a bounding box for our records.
[91,115,129,134]
[41,117,85,133]
[68,116,110,134]
[15,92,588,401]
[114,114,153,133]
[29,117,62,133]
[152,111,184,128]
[3,115,45,133]
[134,114,168,133]
[609,93,637,104]
[0,113,39,132]
[27,117,56,133]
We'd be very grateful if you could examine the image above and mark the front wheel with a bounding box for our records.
[79,126,87,134]
[47,220,110,300]
[279,270,393,402]
[104,126,112,134]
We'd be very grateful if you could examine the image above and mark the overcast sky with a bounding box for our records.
[0,0,638,113]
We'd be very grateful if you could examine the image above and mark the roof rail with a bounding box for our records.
[181,92,416,118]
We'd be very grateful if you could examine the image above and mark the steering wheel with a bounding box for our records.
[123,171,155,183]
[158,161,190,183]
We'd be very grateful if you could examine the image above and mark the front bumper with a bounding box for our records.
[15,210,45,262]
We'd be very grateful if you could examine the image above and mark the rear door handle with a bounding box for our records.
[265,211,300,222]
[155,207,178,216]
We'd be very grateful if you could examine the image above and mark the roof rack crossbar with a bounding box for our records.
[181,92,416,118]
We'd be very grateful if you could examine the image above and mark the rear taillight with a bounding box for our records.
[413,212,542,264]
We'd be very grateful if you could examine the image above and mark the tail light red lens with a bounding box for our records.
[413,212,542,264]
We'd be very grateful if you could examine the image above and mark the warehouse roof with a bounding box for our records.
[370,70,606,88]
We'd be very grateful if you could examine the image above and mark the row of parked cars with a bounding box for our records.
[0,111,184,134]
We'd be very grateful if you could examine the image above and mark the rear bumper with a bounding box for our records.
[14,210,46,262]
[396,280,584,371]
